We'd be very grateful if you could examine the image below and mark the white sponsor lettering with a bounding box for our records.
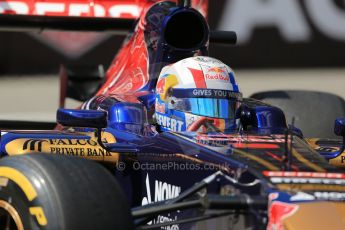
[142,174,180,229]
[0,1,141,18]
[94,4,106,17]
[108,4,140,18]
[154,180,181,202]
[220,0,311,44]
[69,4,89,16]
[265,171,345,178]
[196,135,287,143]
[192,89,239,99]
[270,177,345,185]
[142,174,181,204]
[290,192,315,201]
[314,192,345,200]
[35,2,64,15]
[156,114,184,132]
[0,1,28,14]
[305,0,345,41]
[219,0,345,43]
[192,89,212,96]
[212,89,227,97]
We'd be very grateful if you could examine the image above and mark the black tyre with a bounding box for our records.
[0,154,132,230]
[250,90,345,138]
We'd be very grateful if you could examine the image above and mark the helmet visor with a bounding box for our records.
[170,97,237,119]
[169,88,242,120]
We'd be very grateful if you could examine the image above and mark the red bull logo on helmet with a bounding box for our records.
[205,67,230,81]
[156,74,179,101]
[156,77,167,95]
[208,67,224,73]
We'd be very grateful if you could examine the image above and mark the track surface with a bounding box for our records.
[0,68,344,122]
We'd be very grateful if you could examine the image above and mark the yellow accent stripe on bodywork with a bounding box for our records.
[283,202,345,229]
[291,148,326,172]
[0,167,37,201]
[234,149,279,171]
[305,138,319,149]
[4,132,119,164]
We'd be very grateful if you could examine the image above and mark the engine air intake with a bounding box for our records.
[164,11,207,50]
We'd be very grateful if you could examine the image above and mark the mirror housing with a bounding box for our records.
[108,103,147,134]
[334,118,345,137]
[57,109,107,128]
[236,104,287,134]
[327,118,345,158]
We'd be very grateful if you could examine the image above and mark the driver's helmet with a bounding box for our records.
[155,56,242,132]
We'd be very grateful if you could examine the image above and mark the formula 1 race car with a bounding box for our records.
[1,1,345,230]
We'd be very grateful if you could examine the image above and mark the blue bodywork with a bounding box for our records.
[1,2,345,229]
[1,99,343,228]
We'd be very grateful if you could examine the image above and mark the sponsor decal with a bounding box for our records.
[23,139,48,152]
[0,0,208,59]
[142,174,181,204]
[196,137,229,147]
[0,1,125,58]
[195,134,287,143]
[328,152,345,168]
[155,100,166,114]
[231,143,280,149]
[290,192,315,201]
[47,139,110,157]
[277,184,345,192]
[192,89,212,97]
[156,75,168,95]
[156,113,184,132]
[219,0,345,43]
[142,174,181,229]
[269,177,345,185]
[0,1,142,18]
[267,201,299,230]
[4,133,119,163]
[194,56,222,64]
[156,74,179,101]
[0,0,207,18]
[205,67,230,81]
[191,89,241,99]
[156,74,178,97]
[263,171,345,179]
[314,191,345,200]
[265,171,345,192]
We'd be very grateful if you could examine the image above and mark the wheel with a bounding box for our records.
[250,90,345,138]
[0,154,132,230]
